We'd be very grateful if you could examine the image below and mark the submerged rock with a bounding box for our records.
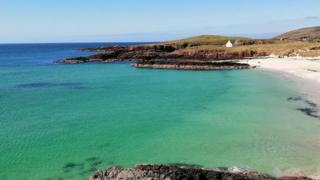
[89,164,313,180]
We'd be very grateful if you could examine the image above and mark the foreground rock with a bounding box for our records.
[89,164,313,180]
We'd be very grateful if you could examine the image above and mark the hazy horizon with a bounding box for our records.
[1,0,320,43]
[0,32,280,44]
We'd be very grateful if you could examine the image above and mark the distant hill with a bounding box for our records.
[275,26,320,41]
[163,35,254,47]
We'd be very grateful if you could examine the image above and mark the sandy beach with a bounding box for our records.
[244,57,320,104]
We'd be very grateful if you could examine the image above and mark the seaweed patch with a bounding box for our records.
[297,108,319,118]
[305,100,318,108]
[16,82,53,88]
[61,157,106,177]
[15,82,85,89]
[85,157,100,162]
[287,96,303,101]
[288,96,320,119]
[63,162,84,173]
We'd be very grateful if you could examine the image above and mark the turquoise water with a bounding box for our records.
[0,44,320,180]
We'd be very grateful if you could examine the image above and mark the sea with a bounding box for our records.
[0,43,319,180]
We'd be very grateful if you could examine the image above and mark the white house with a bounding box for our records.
[226,40,233,48]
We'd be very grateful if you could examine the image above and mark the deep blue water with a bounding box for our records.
[0,43,144,66]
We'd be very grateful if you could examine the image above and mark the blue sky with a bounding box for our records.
[0,0,320,43]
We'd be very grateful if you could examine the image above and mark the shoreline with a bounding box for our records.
[243,57,320,106]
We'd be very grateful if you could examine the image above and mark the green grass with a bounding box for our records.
[159,34,320,57]
[161,35,280,48]
[162,35,251,47]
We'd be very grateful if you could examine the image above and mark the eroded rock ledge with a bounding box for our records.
[89,164,313,180]
[133,60,251,70]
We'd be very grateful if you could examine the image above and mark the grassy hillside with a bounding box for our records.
[275,26,320,41]
[158,27,320,57]
[159,34,320,57]
[229,41,320,57]
[162,35,259,47]
[168,41,319,57]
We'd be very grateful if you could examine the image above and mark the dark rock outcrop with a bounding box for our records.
[133,60,251,70]
[89,164,313,180]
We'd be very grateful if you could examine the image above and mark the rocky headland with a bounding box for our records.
[57,44,264,70]
[59,44,259,60]
[89,164,313,180]
[57,28,320,71]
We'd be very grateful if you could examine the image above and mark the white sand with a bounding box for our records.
[245,57,320,83]
[242,57,320,104]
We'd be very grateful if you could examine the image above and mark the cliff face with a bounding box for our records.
[89,164,313,180]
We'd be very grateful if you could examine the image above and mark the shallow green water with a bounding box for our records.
[1,62,320,179]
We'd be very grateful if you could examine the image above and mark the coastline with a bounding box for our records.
[243,57,320,106]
